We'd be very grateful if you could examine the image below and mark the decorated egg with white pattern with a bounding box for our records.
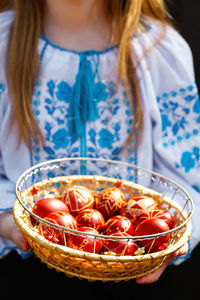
[76,208,105,232]
[120,196,157,224]
[96,187,126,219]
[64,185,94,216]
[103,215,134,235]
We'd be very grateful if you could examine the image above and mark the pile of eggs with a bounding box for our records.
[31,185,174,256]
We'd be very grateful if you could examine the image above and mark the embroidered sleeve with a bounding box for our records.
[148,24,200,262]
[0,81,31,258]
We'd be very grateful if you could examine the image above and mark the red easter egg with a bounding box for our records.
[39,211,77,245]
[134,217,170,253]
[103,232,138,256]
[139,209,174,228]
[76,209,105,232]
[67,227,103,254]
[96,187,126,219]
[103,215,134,236]
[120,196,156,223]
[64,185,94,216]
[32,197,69,221]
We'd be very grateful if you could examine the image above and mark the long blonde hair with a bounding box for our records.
[1,0,170,147]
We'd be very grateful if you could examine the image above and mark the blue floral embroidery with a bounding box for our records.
[193,99,200,114]
[0,83,5,101]
[180,151,195,172]
[176,147,200,173]
[94,82,108,102]
[55,81,71,102]
[161,114,172,131]
[47,80,56,98]
[158,84,200,174]
[157,83,200,148]
[31,71,134,167]
[192,185,200,193]
[88,128,96,146]
[98,128,114,150]
[52,128,69,149]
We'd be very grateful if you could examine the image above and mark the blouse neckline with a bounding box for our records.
[39,35,118,56]
[39,23,152,57]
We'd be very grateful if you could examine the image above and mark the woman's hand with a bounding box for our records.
[136,243,189,284]
[0,211,30,252]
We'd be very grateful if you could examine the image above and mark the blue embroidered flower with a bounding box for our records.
[0,83,5,92]
[44,121,52,141]
[0,83,5,101]
[45,98,52,105]
[180,151,195,172]
[98,128,114,149]
[172,117,187,136]
[43,146,55,156]
[169,101,178,111]
[192,185,200,193]
[88,128,96,145]
[112,147,122,156]
[47,80,55,97]
[184,95,196,102]
[193,147,200,160]
[94,82,109,102]
[161,114,172,131]
[193,99,200,114]
[55,81,71,102]
[107,81,117,97]
[52,128,69,149]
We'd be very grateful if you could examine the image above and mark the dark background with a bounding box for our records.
[0,244,200,299]
[1,1,200,298]
[166,0,200,91]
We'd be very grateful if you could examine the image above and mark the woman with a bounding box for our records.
[0,0,199,284]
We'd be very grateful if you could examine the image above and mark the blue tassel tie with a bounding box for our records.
[68,53,99,138]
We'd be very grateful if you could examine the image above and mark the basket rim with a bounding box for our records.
[13,198,192,263]
[15,157,194,210]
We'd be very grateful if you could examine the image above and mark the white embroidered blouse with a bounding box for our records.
[0,11,199,262]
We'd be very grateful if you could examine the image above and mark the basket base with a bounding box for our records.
[31,243,166,282]
[40,256,165,282]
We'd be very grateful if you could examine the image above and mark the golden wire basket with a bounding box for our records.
[13,157,193,282]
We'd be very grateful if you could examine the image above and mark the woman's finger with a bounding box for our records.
[10,224,30,252]
[0,211,30,252]
[136,243,189,284]
[135,257,171,284]
[171,242,189,258]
